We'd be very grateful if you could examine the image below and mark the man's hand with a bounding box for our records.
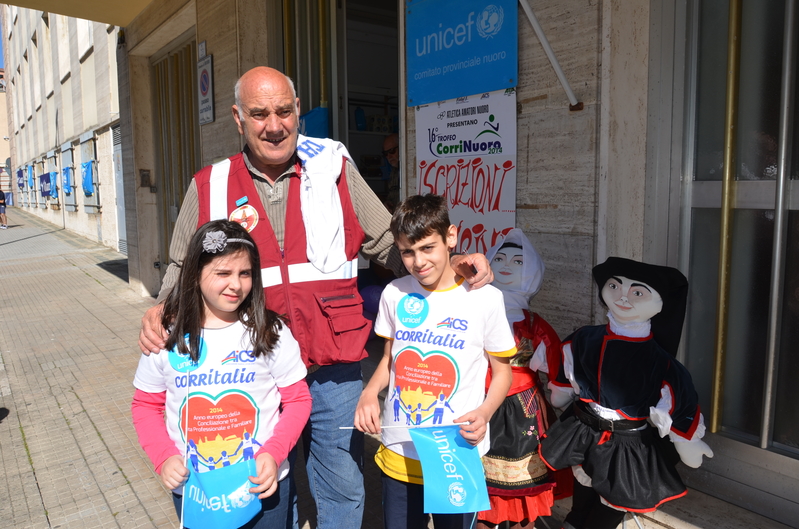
[160,455,189,490]
[250,452,279,499]
[139,303,167,355]
[450,253,494,289]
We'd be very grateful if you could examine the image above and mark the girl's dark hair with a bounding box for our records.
[390,194,451,244]
[162,219,282,361]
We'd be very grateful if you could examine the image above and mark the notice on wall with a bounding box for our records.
[197,55,215,125]
[416,88,517,254]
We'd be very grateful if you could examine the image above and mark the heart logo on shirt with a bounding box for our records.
[181,391,259,469]
[390,347,459,426]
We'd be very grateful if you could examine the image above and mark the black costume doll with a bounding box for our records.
[539,257,712,529]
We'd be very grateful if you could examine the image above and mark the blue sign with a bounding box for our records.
[299,106,329,138]
[39,173,55,197]
[409,425,490,514]
[406,0,517,106]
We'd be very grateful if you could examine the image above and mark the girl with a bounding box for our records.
[132,220,311,528]
[478,229,571,529]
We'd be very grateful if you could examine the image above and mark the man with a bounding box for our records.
[138,66,492,528]
[382,133,400,210]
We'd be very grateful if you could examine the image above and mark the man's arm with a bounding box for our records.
[344,162,493,287]
[138,180,200,354]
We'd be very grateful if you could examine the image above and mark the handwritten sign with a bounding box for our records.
[416,89,517,253]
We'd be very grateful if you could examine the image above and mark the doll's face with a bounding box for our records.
[601,276,663,323]
[491,249,523,292]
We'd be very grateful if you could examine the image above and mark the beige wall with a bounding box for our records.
[2,7,122,248]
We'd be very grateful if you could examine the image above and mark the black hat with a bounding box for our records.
[592,257,689,356]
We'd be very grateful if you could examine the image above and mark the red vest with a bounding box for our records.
[195,152,370,367]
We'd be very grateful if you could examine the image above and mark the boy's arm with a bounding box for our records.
[354,339,393,434]
[455,354,512,446]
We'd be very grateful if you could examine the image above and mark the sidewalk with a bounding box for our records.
[0,207,791,529]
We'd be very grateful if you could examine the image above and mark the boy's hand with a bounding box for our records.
[160,455,189,490]
[450,253,494,289]
[354,392,382,435]
[250,452,279,499]
[454,411,490,446]
[139,303,167,355]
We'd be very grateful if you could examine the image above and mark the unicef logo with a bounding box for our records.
[448,482,467,507]
[168,334,207,372]
[228,482,256,509]
[397,293,428,329]
[476,5,504,39]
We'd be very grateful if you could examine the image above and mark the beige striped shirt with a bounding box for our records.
[157,148,404,301]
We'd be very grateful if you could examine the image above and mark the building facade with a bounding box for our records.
[113,1,799,523]
[1,7,125,252]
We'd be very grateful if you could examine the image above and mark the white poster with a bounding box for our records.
[416,88,517,254]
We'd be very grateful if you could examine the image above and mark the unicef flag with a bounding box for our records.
[81,161,94,196]
[182,458,261,529]
[409,425,490,514]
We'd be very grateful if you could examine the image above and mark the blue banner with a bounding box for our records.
[409,425,490,514]
[17,169,24,189]
[183,458,261,529]
[298,106,329,138]
[81,161,94,196]
[406,0,517,106]
[63,167,73,195]
[27,165,34,188]
[39,173,54,197]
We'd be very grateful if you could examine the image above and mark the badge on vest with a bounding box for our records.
[229,204,259,232]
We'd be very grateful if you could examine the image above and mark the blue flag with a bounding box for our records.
[62,167,73,194]
[182,458,261,529]
[81,162,94,196]
[409,425,490,514]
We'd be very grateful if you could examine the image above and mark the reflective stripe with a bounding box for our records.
[261,266,283,288]
[260,258,359,288]
[289,258,358,283]
[208,158,231,220]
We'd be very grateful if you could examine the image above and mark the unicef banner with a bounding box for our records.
[409,425,490,514]
[406,0,517,107]
[415,88,516,253]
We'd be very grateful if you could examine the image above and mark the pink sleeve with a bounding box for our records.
[131,389,181,474]
[256,379,312,466]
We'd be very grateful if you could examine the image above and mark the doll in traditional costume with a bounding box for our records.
[477,229,571,529]
[539,257,713,529]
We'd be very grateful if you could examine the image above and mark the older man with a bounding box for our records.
[138,66,491,528]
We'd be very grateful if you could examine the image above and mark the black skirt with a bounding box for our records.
[483,387,555,496]
[539,406,685,512]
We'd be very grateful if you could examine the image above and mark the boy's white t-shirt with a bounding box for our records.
[134,320,306,482]
[374,276,516,459]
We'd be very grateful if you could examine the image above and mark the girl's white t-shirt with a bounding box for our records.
[134,321,306,481]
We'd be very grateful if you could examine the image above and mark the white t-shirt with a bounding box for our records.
[134,320,306,482]
[374,276,516,459]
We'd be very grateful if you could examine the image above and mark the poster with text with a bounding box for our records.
[416,88,516,254]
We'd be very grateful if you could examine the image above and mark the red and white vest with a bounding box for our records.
[194,151,370,367]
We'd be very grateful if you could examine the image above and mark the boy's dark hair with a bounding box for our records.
[162,219,282,361]
[390,194,451,244]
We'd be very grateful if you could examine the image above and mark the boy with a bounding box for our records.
[354,194,514,529]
